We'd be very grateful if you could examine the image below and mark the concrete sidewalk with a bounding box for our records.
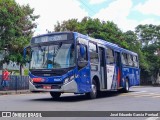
[0,90,30,95]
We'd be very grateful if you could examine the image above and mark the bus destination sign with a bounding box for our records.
[31,34,68,44]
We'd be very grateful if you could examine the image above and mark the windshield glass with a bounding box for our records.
[30,43,75,69]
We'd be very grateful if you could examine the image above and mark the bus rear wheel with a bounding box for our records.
[50,92,61,99]
[86,80,97,99]
[121,79,129,93]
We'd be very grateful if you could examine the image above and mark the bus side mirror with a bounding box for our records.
[80,44,85,57]
[23,46,31,63]
[77,44,88,68]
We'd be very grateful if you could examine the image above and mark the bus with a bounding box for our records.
[23,32,140,99]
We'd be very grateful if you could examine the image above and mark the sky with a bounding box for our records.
[15,0,160,36]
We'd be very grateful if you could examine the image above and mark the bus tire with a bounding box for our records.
[86,79,97,99]
[50,92,61,99]
[122,79,129,93]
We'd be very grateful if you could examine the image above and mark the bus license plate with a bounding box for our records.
[43,85,51,89]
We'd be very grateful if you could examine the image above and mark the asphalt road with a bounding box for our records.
[0,86,160,120]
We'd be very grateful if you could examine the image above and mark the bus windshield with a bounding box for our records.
[30,43,75,69]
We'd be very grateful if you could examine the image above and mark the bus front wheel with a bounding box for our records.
[50,92,61,99]
[86,80,97,99]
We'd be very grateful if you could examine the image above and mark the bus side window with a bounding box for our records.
[106,48,114,64]
[133,56,138,67]
[121,53,128,65]
[128,54,133,66]
[89,42,98,63]
[121,53,125,65]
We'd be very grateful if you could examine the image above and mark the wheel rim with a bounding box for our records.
[126,81,129,91]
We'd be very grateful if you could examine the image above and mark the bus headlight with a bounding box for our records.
[64,75,74,84]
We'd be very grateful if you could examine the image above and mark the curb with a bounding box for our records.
[132,86,154,88]
[0,90,30,95]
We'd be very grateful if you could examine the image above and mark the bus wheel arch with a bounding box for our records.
[92,76,100,91]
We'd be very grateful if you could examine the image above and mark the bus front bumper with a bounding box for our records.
[29,80,78,93]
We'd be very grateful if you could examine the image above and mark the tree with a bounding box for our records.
[135,24,160,84]
[54,17,129,48]
[135,24,160,46]
[0,0,39,74]
[54,19,79,32]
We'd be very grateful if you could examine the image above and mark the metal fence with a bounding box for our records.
[0,75,29,91]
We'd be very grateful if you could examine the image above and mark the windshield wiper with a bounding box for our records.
[54,42,62,56]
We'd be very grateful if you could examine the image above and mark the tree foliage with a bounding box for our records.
[54,17,160,83]
[0,0,39,64]
[54,17,128,48]
[136,24,160,46]
[135,25,160,82]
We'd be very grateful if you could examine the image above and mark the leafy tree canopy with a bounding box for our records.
[135,25,160,79]
[54,17,128,48]
[0,0,39,64]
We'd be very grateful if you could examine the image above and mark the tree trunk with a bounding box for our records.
[20,64,24,76]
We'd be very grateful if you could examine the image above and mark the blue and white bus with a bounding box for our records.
[24,32,140,99]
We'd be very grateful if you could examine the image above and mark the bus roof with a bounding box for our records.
[74,32,138,56]
[32,32,137,56]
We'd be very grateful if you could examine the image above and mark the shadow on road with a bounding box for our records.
[30,90,135,102]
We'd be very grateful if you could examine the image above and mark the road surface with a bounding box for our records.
[0,86,160,120]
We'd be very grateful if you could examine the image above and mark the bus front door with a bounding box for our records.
[99,47,107,89]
